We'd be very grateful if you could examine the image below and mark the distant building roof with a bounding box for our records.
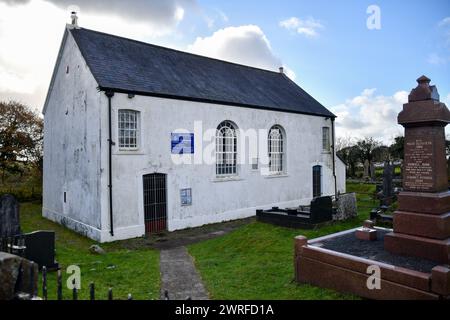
[69,27,335,118]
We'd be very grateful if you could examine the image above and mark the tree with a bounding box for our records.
[355,138,382,178]
[389,136,405,161]
[0,101,43,182]
[372,145,390,162]
[337,145,360,177]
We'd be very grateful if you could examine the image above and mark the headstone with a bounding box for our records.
[363,160,370,178]
[369,162,376,180]
[23,231,58,270]
[333,193,357,221]
[0,252,38,300]
[385,76,450,263]
[309,196,333,223]
[0,194,21,238]
[381,161,394,205]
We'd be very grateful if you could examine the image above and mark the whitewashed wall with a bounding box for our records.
[44,28,346,243]
[104,93,343,242]
[43,29,107,241]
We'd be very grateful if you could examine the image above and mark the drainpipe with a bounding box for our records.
[105,90,115,237]
[331,117,338,198]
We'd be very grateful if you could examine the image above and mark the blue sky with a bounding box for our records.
[187,0,450,106]
[0,0,449,142]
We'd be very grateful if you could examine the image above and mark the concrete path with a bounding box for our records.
[159,246,209,300]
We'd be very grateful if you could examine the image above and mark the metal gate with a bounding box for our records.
[143,173,167,234]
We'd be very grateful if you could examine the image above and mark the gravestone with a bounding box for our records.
[0,195,21,238]
[363,159,370,178]
[23,231,59,270]
[370,162,376,180]
[333,193,357,221]
[381,161,394,205]
[0,252,38,300]
[385,76,450,263]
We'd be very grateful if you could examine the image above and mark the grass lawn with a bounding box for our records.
[20,202,160,300]
[188,183,378,300]
[17,182,378,300]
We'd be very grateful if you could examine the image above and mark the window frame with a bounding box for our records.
[322,126,331,152]
[215,120,238,177]
[268,125,285,175]
[118,109,140,151]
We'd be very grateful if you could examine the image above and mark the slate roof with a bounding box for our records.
[69,27,335,118]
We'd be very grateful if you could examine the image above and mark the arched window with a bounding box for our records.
[216,121,237,176]
[118,109,140,149]
[268,125,285,174]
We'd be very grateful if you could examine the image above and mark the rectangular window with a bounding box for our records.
[322,127,330,152]
[118,110,139,149]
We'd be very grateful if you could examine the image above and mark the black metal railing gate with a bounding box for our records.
[143,173,167,234]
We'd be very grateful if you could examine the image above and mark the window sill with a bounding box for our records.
[212,176,243,183]
[114,150,145,155]
[263,173,289,179]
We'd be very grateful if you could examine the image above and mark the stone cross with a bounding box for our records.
[0,195,21,238]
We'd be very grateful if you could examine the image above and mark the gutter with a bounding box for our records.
[331,118,338,198]
[105,90,115,237]
[98,86,336,120]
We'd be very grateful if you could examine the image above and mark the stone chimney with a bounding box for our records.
[70,11,79,28]
[279,67,284,74]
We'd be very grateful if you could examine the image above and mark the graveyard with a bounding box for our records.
[1,1,450,304]
[1,75,449,300]
[0,181,375,300]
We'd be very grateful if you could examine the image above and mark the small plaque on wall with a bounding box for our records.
[180,188,192,206]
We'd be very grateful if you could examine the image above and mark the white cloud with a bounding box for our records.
[438,17,450,27]
[445,93,450,106]
[427,53,449,65]
[0,0,191,111]
[279,17,324,38]
[188,25,295,79]
[204,8,229,29]
[0,0,193,31]
[331,89,409,144]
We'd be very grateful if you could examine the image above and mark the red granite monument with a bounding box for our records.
[384,75,450,263]
[294,76,450,299]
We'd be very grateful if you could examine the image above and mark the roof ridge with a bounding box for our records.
[70,27,285,76]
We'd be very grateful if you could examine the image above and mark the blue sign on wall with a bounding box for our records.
[171,133,194,154]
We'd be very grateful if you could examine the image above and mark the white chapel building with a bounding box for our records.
[43,20,346,242]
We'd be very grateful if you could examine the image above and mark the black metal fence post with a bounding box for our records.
[89,282,95,301]
[72,278,78,300]
[57,268,63,300]
[42,266,47,300]
[29,261,35,297]
[108,288,113,300]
